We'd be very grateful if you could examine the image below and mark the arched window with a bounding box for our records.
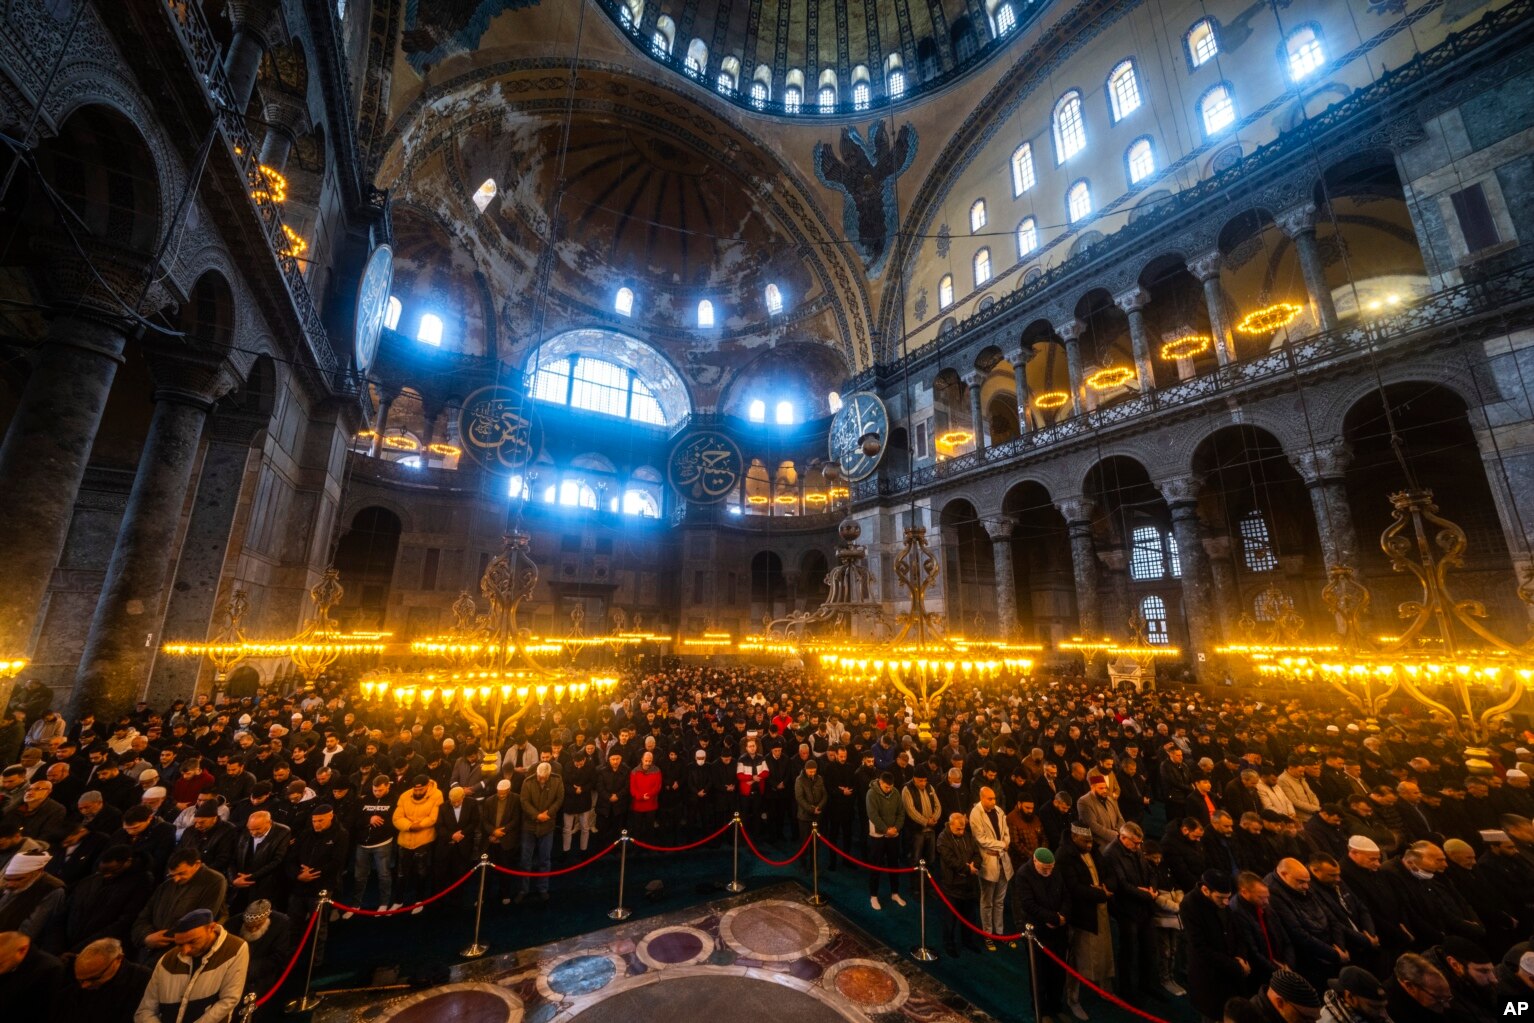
[938,274,954,310]
[1200,83,1236,136]
[819,85,836,112]
[384,295,402,330]
[1240,510,1279,572]
[507,474,529,500]
[764,283,783,315]
[748,399,766,422]
[542,483,557,503]
[558,479,598,509]
[827,391,842,412]
[1066,180,1092,223]
[685,38,708,76]
[622,489,660,517]
[970,198,987,233]
[992,2,1017,36]
[888,67,906,99]
[471,178,497,212]
[1186,19,1218,67]
[717,56,739,94]
[973,247,991,286]
[1016,217,1037,258]
[775,400,795,425]
[1107,60,1141,122]
[1126,138,1155,184]
[529,351,675,425]
[1052,91,1086,163]
[853,80,871,111]
[614,286,634,316]
[697,299,715,327]
[750,80,768,108]
[416,312,443,346]
[619,0,643,27]
[784,69,803,114]
[1286,25,1325,80]
[652,15,675,57]
[1140,595,1170,644]
[1010,142,1035,196]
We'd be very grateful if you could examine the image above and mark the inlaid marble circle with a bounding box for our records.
[635,925,713,969]
[534,952,626,1003]
[822,958,909,1014]
[718,899,832,962]
[384,983,522,1023]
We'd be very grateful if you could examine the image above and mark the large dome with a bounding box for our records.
[598,0,1049,116]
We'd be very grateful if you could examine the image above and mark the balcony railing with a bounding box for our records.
[857,260,1534,502]
[160,0,339,379]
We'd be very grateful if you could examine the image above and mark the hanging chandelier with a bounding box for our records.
[1235,302,1304,335]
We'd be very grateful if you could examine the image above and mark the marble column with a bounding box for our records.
[222,0,281,112]
[258,93,307,173]
[1202,535,1241,635]
[1188,251,1234,366]
[1289,443,1361,572]
[986,516,1018,637]
[1058,320,1090,413]
[0,313,127,657]
[370,392,395,457]
[1158,475,1222,675]
[74,358,234,717]
[964,371,986,452]
[1278,203,1340,333]
[1056,497,1101,636]
[151,411,265,706]
[1115,287,1156,390]
[1012,347,1034,434]
[1097,546,1131,636]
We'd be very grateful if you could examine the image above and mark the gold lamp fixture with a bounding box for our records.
[1235,302,1304,335]
[1159,333,1212,360]
[1085,366,1137,390]
[1033,391,1070,410]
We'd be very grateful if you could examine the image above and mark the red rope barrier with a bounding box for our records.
[1029,929,1175,1023]
[630,820,735,852]
[739,826,813,866]
[815,833,920,873]
[252,906,319,1007]
[923,872,1023,941]
[488,839,618,877]
[331,864,479,916]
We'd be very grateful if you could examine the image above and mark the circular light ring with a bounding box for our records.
[935,429,974,449]
[1235,302,1304,335]
[745,495,769,505]
[773,494,798,504]
[827,487,850,499]
[1085,366,1137,390]
[427,443,461,456]
[1159,333,1211,360]
[1033,391,1070,410]
[382,434,420,451]
[804,493,828,504]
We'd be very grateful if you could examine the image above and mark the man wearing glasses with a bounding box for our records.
[55,937,151,1023]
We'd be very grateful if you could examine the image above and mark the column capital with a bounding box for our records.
[1055,496,1094,524]
[962,370,987,390]
[1012,345,1038,366]
[1289,442,1353,484]
[1201,535,1233,559]
[984,515,1015,542]
[260,93,310,137]
[145,346,240,409]
[1187,250,1224,283]
[226,0,282,34]
[1114,286,1151,314]
[1276,202,1320,239]
[1156,474,1204,507]
[1055,320,1084,343]
[32,238,169,326]
[1097,547,1127,572]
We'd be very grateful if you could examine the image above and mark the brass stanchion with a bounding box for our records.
[461,854,490,958]
[911,861,936,961]
[806,823,827,906]
[608,832,632,920]
[284,890,328,1013]
[238,991,257,1023]
[1025,923,1043,1023]
[725,814,745,893]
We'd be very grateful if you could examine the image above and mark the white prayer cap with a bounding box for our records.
[4,852,50,876]
[1507,769,1528,780]
[142,786,167,800]
[1521,951,1534,978]
[496,779,511,792]
[1479,829,1512,844]
[1347,835,1379,853]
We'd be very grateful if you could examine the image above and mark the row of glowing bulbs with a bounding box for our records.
[1256,657,1534,684]
[359,675,621,705]
[817,654,1033,677]
[745,487,850,506]
[354,431,462,458]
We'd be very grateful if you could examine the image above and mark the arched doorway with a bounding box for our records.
[1002,481,1075,643]
[334,507,403,630]
[938,499,995,636]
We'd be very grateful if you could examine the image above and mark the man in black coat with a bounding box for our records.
[934,811,983,957]
[228,809,291,913]
[177,803,239,875]
[1180,870,1253,1019]
[1161,817,1207,892]
[59,845,154,953]
[1010,847,1070,1019]
[1264,857,1348,989]
[53,936,152,1023]
[1102,822,1161,999]
[285,805,347,922]
[0,930,61,1019]
[433,786,481,887]
[1383,841,1485,951]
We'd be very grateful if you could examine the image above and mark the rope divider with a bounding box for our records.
[630,820,735,852]
[815,833,920,873]
[488,838,619,876]
[331,864,479,916]
[252,906,319,1007]
[739,825,814,866]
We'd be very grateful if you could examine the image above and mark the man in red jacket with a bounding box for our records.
[628,751,663,843]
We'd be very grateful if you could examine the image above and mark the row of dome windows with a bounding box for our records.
[622,0,1028,111]
[615,285,784,324]
[936,22,1327,309]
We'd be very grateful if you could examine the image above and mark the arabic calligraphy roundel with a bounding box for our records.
[458,386,543,476]
[667,430,744,504]
[828,391,888,482]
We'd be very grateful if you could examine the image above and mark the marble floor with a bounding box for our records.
[314,882,1004,1023]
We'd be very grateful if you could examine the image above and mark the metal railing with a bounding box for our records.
[856,260,1534,502]
[159,0,339,378]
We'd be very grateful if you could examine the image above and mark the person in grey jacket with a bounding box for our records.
[794,759,827,872]
[865,772,906,909]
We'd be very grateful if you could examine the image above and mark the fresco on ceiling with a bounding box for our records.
[813,122,916,280]
[402,0,541,73]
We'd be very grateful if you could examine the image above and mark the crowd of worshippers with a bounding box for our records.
[3,668,1534,1023]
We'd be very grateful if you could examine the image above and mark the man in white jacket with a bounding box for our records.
[134,909,248,1023]
[968,786,1013,949]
